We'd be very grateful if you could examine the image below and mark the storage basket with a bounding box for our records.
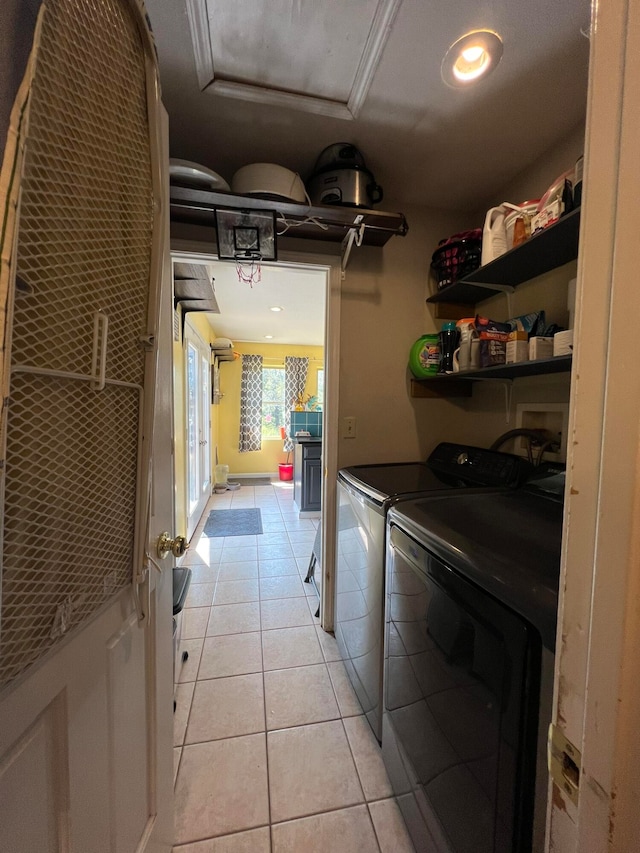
[431,229,482,290]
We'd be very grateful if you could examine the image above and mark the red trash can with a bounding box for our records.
[278,463,293,481]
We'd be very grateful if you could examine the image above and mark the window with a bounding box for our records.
[262,367,285,439]
[317,368,324,408]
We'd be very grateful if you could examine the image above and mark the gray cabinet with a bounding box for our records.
[294,440,322,513]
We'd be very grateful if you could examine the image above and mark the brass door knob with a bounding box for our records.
[156,532,188,559]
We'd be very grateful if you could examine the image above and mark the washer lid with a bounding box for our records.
[388,489,563,650]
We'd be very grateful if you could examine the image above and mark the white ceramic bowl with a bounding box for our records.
[231,163,306,203]
[169,159,230,191]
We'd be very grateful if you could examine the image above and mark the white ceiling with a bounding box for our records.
[175,257,326,345]
[146,0,591,211]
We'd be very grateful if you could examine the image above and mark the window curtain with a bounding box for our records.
[238,354,263,452]
[283,356,309,452]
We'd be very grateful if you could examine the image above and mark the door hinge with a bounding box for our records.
[548,724,581,805]
[138,334,155,350]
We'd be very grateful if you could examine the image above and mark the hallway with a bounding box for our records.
[172,481,414,851]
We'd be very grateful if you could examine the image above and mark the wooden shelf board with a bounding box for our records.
[169,185,408,247]
[411,356,572,397]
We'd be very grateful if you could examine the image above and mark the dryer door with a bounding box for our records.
[383,523,541,853]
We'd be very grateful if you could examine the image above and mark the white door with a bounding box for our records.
[0,2,174,851]
[184,325,211,537]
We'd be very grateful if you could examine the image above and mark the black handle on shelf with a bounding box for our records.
[367,182,384,204]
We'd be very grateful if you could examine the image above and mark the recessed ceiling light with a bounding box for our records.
[270,306,284,312]
[265,335,273,339]
[441,30,503,88]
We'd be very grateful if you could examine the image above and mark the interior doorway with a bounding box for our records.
[170,245,341,631]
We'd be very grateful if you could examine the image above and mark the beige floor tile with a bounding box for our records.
[185,583,215,608]
[183,550,219,568]
[178,638,204,683]
[286,530,316,544]
[174,747,181,785]
[264,664,339,730]
[262,520,287,532]
[220,545,258,564]
[183,607,211,640]
[259,575,306,600]
[221,534,257,547]
[173,681,195,747]
[260,597,314,631]
[267,720,364,822]
[327,660,363,717]
[174,734,269,844]
[217,561,259,581]
[206,601,261,636]
[344,715,393,801]
[262,626,323,671]
[213,578,259,605]
[315,626,341,662]
[369,798,416,852]
[258,544,295,562]
[258,532,288,545]
[290,542,313,559]
[173,826,271,852]
[303,581,318,598]
[186,564,220,584]
[258,557,299,577]
[186,673,265,743]
[283,519,315,531]
[199,632,263,679]
[271,805,379,853]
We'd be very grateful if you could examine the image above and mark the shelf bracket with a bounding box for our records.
[469,377,514,423]
[341,215,366,277]
[463,281,515,316]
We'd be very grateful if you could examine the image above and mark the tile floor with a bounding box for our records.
[173,480,415,852]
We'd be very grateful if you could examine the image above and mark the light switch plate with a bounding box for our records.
[343,417,356,439]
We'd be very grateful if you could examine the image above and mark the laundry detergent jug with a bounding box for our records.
[409,334,440,378]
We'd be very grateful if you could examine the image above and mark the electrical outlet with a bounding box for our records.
[343,416,357,439]
[515,403,568,461]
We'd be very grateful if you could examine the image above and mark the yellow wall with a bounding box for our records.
[173,311,219,536]
[216,341,324,475]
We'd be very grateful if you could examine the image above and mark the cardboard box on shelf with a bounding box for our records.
[529,336,554,360]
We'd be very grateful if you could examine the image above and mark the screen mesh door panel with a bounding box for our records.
[1,0,154,685]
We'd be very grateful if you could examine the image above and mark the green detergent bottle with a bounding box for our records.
[409,333,440,378]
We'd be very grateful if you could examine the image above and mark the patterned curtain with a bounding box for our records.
[239,354,263,452]
[283,356,309,452]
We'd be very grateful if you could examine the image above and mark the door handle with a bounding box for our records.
[156,532,188,559]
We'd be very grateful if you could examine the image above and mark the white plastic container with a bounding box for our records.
[553,330,574,356]
[481,205,509,265]
[214,464,229,486]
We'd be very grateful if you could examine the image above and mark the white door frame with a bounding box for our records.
[549,0,640,849]
[171,241,341,632]
[183,320,211,539]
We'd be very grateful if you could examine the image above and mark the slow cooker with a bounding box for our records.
[307,143,383,208]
